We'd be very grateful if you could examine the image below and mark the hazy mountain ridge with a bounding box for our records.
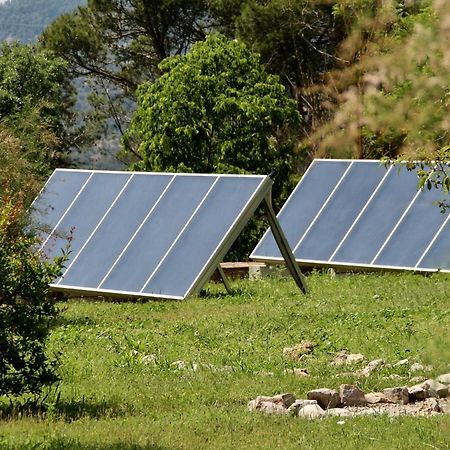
[0,0,85,43]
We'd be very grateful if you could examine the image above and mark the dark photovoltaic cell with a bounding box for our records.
[32,169,269,299]
[251,159,450,273]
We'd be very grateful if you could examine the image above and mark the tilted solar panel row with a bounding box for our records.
[32,170,270,299]
[251,160,450,272]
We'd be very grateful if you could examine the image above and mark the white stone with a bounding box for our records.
[365,392,389,404]
[297,403,325,419]
[331,351,365,366]
[284,368,310,377]
[437,373,450,385]
[171,360,187,370]
[346,353,365,364]
[394,359,409,367]
[258,401,288,415]
[410,363,424,372]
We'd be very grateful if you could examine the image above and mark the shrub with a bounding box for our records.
[0,197,65,397]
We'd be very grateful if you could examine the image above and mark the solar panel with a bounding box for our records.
[32,169,274,300]
[251,160,450,273]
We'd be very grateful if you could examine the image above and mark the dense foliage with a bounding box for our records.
[0,197,65,397]
[40,0,349,161]
[128,35,299,181]
[0,42,75,177]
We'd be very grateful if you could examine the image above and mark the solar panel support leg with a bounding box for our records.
[263,193,308,294]
[217,264,233,294]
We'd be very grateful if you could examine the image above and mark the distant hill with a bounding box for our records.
[0,0,85,43]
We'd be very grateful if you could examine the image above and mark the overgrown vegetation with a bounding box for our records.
[0,196,65,398]
[0,273,449,448]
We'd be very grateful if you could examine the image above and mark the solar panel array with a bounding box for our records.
[251,160,450,273]
[32,169,270,299]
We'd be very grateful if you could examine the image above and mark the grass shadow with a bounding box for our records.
[0,396,133,422]
[54,315,97,327]
[12,441,176,450]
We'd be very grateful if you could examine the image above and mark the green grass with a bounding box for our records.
[1,271,450,449]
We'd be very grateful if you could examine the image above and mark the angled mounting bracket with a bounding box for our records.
[262,190,308,294]
[216,264,233,294]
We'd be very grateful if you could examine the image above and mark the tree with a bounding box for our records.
[0,42,75,177]
[40,0,351,162]
[126,34,300,194]
[235,0,347,137]
[125,34,300,258]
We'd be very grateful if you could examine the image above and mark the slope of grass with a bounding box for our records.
[1,271,449,449]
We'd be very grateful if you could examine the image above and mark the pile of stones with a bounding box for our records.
[248,374,450,419]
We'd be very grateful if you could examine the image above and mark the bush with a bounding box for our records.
[0,198,65,397]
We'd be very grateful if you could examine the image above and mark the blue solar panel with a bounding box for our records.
[251,159,450,273]
[32,170,269,299]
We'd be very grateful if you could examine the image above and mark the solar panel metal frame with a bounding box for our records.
[251,159,450,274]
[32,169,306,300]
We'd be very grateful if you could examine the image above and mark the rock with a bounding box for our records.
[347,353,365,364]
[419,397,440,414]
[326,408,353,417]
[365,392,389,404]
[441,401,450,414]
[258,401,288,415]
[284,368,309,377]
[247,393,295,412]
[382,387,409,404]
[287,399,318,416]
[408,385,428,402]
[283,341,315,360]
[340,384,367,407]
[410,363,433,373]
[307,388,340,409]
[410,363,424,372]
[408,380,441,402]
[332,351,365,366]
[297,403,325,419]
[410,376,426,383]
[332,351,350,366]
[275,393,296,408]
[394,359,409,367]
[422,380,449,398]
[385,374,403,380]
[437,373,450,385]
[171,360,187,370]
[356,359,384,377]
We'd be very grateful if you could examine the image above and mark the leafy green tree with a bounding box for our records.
[126,34,299,192]
[0,42,75,177]
[125,34,300,258]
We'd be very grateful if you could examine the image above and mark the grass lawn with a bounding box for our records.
[1,271,449,449]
